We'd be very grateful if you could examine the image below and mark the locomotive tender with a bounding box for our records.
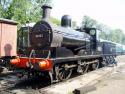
[11,5,116,82]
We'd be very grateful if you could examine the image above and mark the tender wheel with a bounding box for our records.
[102,58,107,67]
[92,61,99,70]
[106,57,110,65]
[56,64,72,81]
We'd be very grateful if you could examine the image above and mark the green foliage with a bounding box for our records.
[0,0,51,27]
[109,29,124,43]
[81,15,97,28]
[50,17,60,25]
[81,15,125,44]
[99,31,107,39]
[72,21,77,29]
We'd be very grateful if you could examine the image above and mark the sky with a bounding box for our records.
[51,0,125,32]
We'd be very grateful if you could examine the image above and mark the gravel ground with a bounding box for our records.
[115,55,125,62]
[87,55,125,94]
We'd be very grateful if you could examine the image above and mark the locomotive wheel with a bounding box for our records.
[56,64,72,81]
[80,64,89,74]
[102,58,107,67]
[106,57,110,65]
[92,61,99,70]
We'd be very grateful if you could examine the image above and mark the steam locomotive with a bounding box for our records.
[11,5,116,83]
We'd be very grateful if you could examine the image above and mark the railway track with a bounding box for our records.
[0,69,52,94]
[0,70,24,94]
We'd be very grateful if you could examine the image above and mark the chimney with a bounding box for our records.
[41,5,52,20]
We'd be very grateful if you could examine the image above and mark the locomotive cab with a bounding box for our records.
[79,28,97,50]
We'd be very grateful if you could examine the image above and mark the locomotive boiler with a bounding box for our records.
[30,5,91,53]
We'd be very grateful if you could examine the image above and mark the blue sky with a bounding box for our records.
[51,0,125,32]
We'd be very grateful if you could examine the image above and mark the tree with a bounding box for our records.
[81,15,97,28]
[97,24,112,40]
[122,36,125,45]
[0,0,51,25]
[81,15,125,44]
[109,29,124,43]
[50,17,60,25]
[72,21,77,29]
[0,0,12,17]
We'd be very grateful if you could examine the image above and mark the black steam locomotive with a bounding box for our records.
[11,5,116,83]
